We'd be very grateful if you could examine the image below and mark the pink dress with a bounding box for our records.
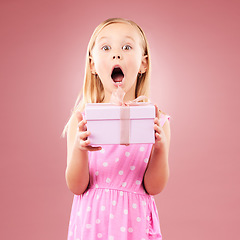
[67,113,170,240]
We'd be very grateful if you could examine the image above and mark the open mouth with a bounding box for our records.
[111,66,124,83]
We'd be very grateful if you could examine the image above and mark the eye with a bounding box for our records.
[102,45,111,51]
[122,45,132,50]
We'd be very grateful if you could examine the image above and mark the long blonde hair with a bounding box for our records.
[61,18,152,137]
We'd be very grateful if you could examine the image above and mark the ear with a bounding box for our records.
[89,56,96,74]
[139,55,148,74]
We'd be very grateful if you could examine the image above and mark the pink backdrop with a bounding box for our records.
[1,0,239,239]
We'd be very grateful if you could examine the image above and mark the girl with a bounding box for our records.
[62,18,171,240]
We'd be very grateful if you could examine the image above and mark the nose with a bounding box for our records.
[113,55,121,60]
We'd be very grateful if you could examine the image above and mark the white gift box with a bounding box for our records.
[85,103,155,145]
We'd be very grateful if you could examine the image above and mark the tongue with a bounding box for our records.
[113,74,124,82]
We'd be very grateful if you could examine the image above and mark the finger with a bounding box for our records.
[79,131,90,140]
[154,117,160,125]
[77,119,87,131]
[154,104,160,119]
[86,146,102,151]
[154,124,161,133]
[79,139,90,147]
[80,141,102,151]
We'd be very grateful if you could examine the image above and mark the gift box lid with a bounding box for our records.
[85,103,155,120]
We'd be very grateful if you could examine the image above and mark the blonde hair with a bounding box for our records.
[61,18,152,137]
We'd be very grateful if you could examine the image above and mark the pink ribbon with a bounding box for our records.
[110,86,149,106]
[110,87,150,145]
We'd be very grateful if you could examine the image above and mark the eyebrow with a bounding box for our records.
[98,36,135,42]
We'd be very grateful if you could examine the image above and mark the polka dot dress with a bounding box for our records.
[67,113,170,240]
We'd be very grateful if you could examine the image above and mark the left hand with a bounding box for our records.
[153,104,168,150]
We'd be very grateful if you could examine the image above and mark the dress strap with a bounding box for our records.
[159,113,170,128]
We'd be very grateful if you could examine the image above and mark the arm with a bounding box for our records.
[65,111,101,195]
[143,107,171,195]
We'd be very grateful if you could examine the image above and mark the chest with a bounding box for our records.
[88,144,153,178]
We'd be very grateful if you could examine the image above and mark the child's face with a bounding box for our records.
[90,22,147,101]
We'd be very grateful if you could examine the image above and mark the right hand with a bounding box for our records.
[74,111,102,152]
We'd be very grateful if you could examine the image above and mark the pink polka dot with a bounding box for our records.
[125,152,130,157]
[103,162,108,167]
[132,203,137,209]
[136,180,141,185]
[130,166,135,170]
[87,206,91,212]
[96,219,101,224]
[97,233,102,238]
[140,146,145,151]
[86,224,91,229]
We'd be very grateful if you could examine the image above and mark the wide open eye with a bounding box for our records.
[102,45,111,51]
[122,45,132,50]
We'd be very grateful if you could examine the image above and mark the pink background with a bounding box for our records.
[1,0,239,239]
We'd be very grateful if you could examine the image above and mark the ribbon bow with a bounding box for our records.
[110,86,149,106]
[109,87,151,145]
